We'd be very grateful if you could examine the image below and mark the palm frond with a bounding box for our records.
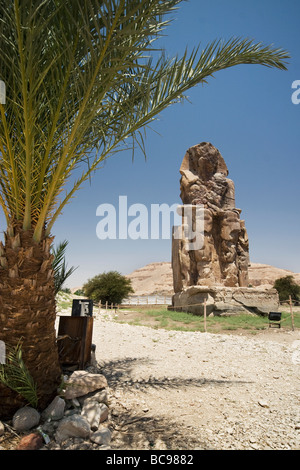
[0,341,39,408]
[0,1,290,241]
[52,240,77,294]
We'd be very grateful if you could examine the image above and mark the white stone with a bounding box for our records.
[90,427,112,446]
[55,415,91,443]
[81,400,101,431]
[63,370,107,399]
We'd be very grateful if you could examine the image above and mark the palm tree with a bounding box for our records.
[0,0,289,417]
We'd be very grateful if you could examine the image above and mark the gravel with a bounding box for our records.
[93,311,300,450]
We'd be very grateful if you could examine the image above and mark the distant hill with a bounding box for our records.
[126,261,300,296]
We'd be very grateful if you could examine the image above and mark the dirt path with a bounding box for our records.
[93,311,300,450]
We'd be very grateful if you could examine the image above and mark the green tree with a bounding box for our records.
[0,0,289,417]
[274,276,300,302]
[83,271,134,305]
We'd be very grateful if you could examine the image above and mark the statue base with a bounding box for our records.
[170,286,279,316]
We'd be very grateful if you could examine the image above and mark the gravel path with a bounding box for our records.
[92,311,300,450]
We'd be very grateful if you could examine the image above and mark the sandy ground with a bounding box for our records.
[91,310,300,450]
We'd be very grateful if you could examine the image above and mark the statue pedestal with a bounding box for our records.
[170,285,279,316]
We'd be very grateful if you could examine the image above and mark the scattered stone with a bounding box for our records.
[90,427,112,446]
[55,415,91,443]
[99,403,109,423]
[12,407,40,432]
[0,421,4,437]
[81,400,101,431]
[42,396,65,421]
[16,432,44,450]
[79,389,109,406]
[63,370,107,399]
[258,400,269,408]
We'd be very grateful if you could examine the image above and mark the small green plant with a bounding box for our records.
[0,341,38,408]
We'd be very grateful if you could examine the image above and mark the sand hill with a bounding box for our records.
[126,262,300,296]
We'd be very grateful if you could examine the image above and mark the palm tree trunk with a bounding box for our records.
[0,222,62,418]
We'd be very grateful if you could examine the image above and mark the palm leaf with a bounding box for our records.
[0,1,290,241]
[52,240,77,294]
[0,341,39,408]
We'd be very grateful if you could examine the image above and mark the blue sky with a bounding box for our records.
[9,0,300,288]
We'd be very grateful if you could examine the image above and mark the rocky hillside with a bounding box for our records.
[126,261,300,296]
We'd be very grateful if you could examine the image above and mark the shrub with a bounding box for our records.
[273,275,300,302]
[83,271,134,305]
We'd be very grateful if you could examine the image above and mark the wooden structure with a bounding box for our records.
[57,316,94,369]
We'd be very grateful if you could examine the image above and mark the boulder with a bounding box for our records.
[55,415,91,443]
[42,396,65,421]
[171,285,279,316]
[12,407,40,432]
[63,370,107,399]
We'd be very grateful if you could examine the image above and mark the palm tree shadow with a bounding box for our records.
[98,356,250,391]
[96,356,251,450]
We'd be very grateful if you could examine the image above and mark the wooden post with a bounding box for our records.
[204,298,207,333]
[105,301,108,313]
[289,296,295,331]
[98,301,101,315]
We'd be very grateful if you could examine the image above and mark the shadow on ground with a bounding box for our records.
[97,357,251,450]
[98,356,250,391]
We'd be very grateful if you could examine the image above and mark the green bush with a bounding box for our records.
[273,275,300,302]
[83,271,134,305]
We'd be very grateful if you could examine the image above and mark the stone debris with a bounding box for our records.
[0,366,112,450]
[0,314,299,450]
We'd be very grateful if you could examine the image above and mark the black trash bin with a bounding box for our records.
[268,311,281,328]
[72,299,93,317]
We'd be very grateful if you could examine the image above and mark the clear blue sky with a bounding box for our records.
[6,0,300,288]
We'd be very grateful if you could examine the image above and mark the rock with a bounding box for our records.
[90,427,112,446]
[0,421,4,437]
[99,403,109,423]
[171,285,279,316]
[258,400,269,408]
[12,407,40,432]
[81,400,101,431]
[78,389,108,406]
[42,396,65,421]
[16,432,44,450]
[55,415,91,443]
[63,370,107,399]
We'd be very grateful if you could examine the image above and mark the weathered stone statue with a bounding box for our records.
[172,142,279,316]
[172,142,249,291]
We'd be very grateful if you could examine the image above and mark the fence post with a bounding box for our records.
[289,296,295,331]
[204,298,207,332]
